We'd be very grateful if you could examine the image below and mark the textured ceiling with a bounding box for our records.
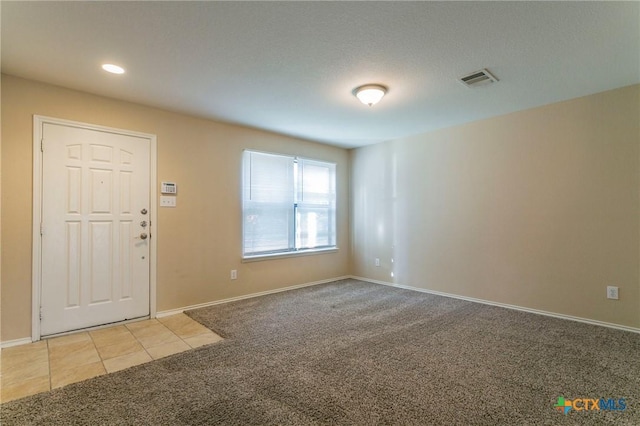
[2,1,639,148]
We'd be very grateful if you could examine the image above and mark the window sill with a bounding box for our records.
[242,247,339,263]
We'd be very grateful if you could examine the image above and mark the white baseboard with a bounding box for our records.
[1,337,33,349]
[7,274,634,348]
[156,275,351,318]
[3,277,350,346]
[350,275,640,334]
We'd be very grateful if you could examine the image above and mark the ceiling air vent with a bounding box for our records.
[459,68,498,87]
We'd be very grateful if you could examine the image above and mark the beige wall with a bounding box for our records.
[2,75,638,342]
[351,84,640,328]
[1,75,350,341]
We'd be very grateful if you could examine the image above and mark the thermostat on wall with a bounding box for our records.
[161,182,177,194]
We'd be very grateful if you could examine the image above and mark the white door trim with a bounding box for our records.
[32,115,158,341]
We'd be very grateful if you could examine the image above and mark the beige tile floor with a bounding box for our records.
[0,313,222,403]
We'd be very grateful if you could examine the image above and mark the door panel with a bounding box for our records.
[40,123,150,336]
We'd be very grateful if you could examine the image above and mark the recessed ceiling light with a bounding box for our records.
[354,84,387,107]
[101,64,125,74]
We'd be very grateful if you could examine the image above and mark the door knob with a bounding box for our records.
[141,208,148,215]
[137,233,148,240]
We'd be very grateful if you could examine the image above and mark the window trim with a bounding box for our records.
[242,149,337,260]
[241,247,339,263]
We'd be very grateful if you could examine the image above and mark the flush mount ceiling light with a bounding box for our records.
[354,84,387,106]
[101,63,125,74]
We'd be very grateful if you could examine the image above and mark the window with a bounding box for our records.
[243,150,336,258]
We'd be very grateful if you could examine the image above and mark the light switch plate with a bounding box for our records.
[160,196,176,207]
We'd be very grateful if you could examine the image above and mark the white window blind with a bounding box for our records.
[243,150,336,257]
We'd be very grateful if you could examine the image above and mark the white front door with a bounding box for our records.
[40,122,151,336]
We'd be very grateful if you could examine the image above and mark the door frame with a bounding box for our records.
[32,115,158,341]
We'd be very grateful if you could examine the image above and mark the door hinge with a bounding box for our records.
[40,223,44,236]
[39,307,43,321]
[41,139,44,152]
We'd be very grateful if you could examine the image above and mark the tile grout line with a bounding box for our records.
[158,316,222,349]
[125,322,156,362]
[47,332,96,390]
[86,330,108,374]
[46,339,53,393]
[159,321,191,349]
[1,315,219,402]
[125,319,191,362]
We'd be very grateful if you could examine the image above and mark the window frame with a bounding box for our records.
[242,150,338,261]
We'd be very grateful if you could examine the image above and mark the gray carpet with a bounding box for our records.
[2,279,639,425]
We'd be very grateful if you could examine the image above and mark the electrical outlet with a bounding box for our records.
[375,258,380,267]
[607,286,619,300]
[231,270,237,280]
